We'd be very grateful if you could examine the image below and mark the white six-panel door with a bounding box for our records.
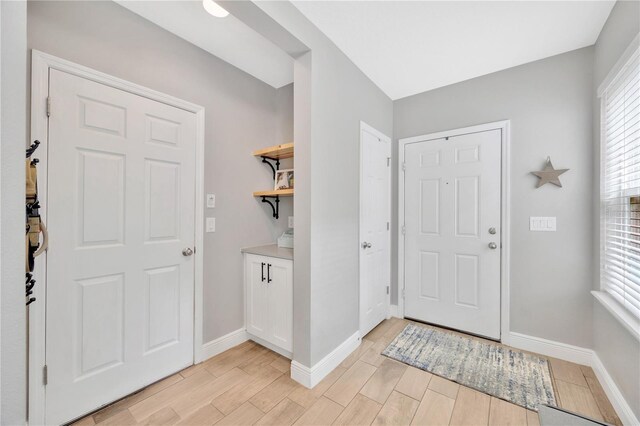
[46,69,196,424]
[360,124,391,336]
[404,129,502,339]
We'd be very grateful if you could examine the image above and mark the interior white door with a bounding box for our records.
[360,125,391,336]
[404,129,502,339]
[45,69,196,424]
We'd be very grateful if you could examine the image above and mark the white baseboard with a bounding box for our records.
[291,331,361,388]
[591,352,639,426]
[200,328,248,362]
[508,332,638,425]
[389,304,400,318]
[508,332,593,366]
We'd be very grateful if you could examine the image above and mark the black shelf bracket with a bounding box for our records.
[261,156,281,179]
[260,196,280,219]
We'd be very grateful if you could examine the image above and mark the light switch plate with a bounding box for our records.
[206,194,216,208]
[288,216,294,228]
[206,217,216,233]
[530,216,556,232]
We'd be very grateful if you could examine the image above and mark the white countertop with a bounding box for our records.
[241,244,293,260]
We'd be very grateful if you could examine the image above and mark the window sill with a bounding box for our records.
[592,291,640,342]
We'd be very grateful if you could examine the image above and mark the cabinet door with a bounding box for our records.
[266,258,293,352]
[245,255,270,340]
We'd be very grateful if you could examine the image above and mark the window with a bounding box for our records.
[601,41,640,320]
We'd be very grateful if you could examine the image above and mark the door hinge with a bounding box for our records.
[46,96,51,117]
[387,222,390,231]
[402,162,406,171]
[387,157,390,167]
[401,225,406,235]
[402,288,405,299]
[43,365,48,386]
[386,286,390,295]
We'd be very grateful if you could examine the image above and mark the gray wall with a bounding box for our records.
[593,302,640,419]
[292,51,313,364]
[1,2,28,424]
[394,47,595,348]
[592,0,640,419]
[255,2,394,366]
[276,83,294,145]
[27,0,293,343]
[306,44,393,365]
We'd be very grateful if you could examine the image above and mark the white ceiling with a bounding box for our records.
[115,1,294,89]
[292,1,615,100]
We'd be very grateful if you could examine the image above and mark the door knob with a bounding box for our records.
[361,242,372,249]
[182,247,194,256]
[488,242,497,250]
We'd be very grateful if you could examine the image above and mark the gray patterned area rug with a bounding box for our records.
[382,323,557,411]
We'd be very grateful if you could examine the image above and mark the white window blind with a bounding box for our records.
[601,43,640,320]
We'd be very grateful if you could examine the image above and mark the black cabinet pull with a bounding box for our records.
[261,262,266,282]
[267,264,272,283]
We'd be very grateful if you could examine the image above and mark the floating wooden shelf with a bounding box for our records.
[253,143,294,219]
[253,189,294,197]
[252,143,294,160]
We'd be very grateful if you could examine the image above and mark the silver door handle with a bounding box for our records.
[182,247,194,256]
[488,242,497,250]
[361,242,372,249]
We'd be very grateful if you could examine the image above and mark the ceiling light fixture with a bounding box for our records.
[202,0,229,18]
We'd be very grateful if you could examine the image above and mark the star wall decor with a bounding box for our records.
[531,157,569,188]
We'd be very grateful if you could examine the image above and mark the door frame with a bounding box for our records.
[359,121,392,336]
[28,50,206,425]
[397,120,511,342]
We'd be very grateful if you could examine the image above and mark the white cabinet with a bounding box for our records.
[244,254,293,354]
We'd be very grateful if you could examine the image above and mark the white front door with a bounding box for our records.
[46,69,197,424]
[404,129,502,339]
[360,124,391,336]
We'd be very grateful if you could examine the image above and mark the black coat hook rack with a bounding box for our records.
[26,140,40,158]
[25,140,43,306]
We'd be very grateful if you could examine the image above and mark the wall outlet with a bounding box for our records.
[206,217,216,233]
[288,216,294,228]
[530,216,556,232]
[206,193,216,208]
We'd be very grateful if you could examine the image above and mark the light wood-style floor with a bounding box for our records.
[74,318,621,426]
